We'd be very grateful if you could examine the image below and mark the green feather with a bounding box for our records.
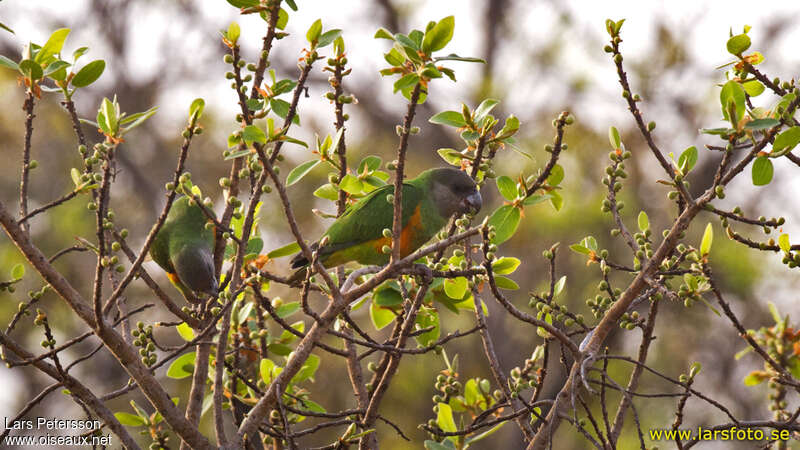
[291,168,457,271]
[150,196,217,301]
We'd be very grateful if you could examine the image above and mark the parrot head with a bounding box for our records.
[426,167,482,218]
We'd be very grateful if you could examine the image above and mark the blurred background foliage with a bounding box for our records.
[1,1,799,448]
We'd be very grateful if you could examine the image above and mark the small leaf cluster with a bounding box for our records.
[0,28,105,98]
[114,399,177,450]
[424,352,506,450]
[508,345,545,397]
[1,263,26,294]
[376,16,483,103]
[740,302,800,418]
[81,96,158,142]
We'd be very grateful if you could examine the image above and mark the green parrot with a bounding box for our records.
[290,167,482,279]
[150,195,218,303]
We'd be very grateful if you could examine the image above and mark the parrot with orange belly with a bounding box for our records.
[290,167,482,279]
[150,196,218,302]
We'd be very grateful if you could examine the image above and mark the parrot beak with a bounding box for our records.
[463,191,482,215]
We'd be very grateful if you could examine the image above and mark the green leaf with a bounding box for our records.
[275,302,300,318]
[224,148,251,160]
[424,440,456,450]
[488,205,521,245]
[678,146,698,173]
[72,46,89,62]
[374,286,403,307]
[314,183,339,201]
[176,323,194,342]
[120,107,158,134]
[637,211,649,232]
[492,257,520,275]
[768,301,782,324]
[242,125,267,145]
[358,155,382,173]
[384,48,405,66]
[460,130,479,141]
[494,276,519,290]
[189,98,205,121]
[19,59,43,80]
[70,168,81,187]
[744,118,779,131]
[280,321,304,343]
[436,402,457,433]
[464,378,479,406]
[292,354,320,383]
[306,19,322,43]
[339,174,363,195]
[772,126,800,156]
[276,8,289,30]
[114,412,146,427]
[742,80,764,97]
[393,73,419,93]
[608,126,621,149]
[259,358,276,383]
[374,27,395,40]
[496,176,517,201]
[286,160,320,186]
[226,0,259,7]
[11,264,25,280]
[547,164,565,186]
[744,371,767,386]
[701,127,734,136]
[422,16,455,53]
[37,28,70,63]
[269,98,299,125]
[317,29,342,48]
[429,110,466,128]
[433,54,485,63]
[0,54,18,70]
[549,190,564,211]
[246,237,263,256]
[43,60,70,77]
[495,114,520,139]
[465,422,507,446]
[71,60,105,87]
[523,193,551,206]
[394,33,418,51]
[751,156,773,186]
[444,277,468,299]
[268,343,291,356]
[700,223,713,257]
[101,97,118,134]
[437,148,463,166]
[720,80,745,125]
[414,307,440,347]
[726,34,751,55]
[370,300,395,330]
[11,263,25,279]
[554,275,566,296]
[267,242,301,258]
[166,352,196,379]
[778,234,790,253]
[226,22,240,44]
[689,362,702,378]
[474,98,499,124]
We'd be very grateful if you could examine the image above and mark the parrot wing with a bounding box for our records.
[291,182,423,268]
